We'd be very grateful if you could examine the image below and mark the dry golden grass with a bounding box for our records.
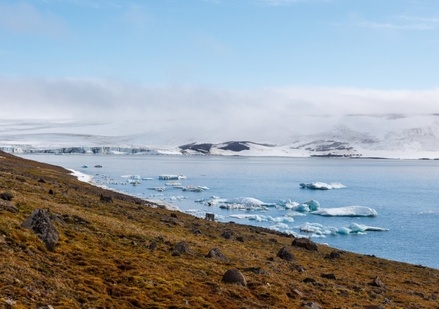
[0,151,438,309]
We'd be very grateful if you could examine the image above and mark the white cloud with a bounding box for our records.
[358,15,439,31]
[0,77,438,143]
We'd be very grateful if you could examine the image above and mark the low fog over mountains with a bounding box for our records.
[1,113,439,159]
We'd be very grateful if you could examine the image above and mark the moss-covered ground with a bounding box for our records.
[0,151,438,308]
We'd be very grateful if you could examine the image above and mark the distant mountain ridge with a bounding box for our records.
[1,121,439,159]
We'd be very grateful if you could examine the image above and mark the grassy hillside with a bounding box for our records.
[0,151,438,308]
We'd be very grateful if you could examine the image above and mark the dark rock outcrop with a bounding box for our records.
[277,246,296,261]
[222,269,247,286]
[0,191,14,201]
[100,194,113,203]
[206,248,229,262]
[370,276,386,288]
[302,301,322,309]
[172,241,192,256]
[0,200,18,213]
[21,209,59,251]
[292,238,318,252]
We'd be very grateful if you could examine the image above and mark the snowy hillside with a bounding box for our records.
[1,115,439,159]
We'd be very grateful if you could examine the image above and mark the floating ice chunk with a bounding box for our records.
[289,200,320,212]
[300,182,346,190]
[182,185,209,192]
[148,187,166,192]
[228,214,294,224]
[165,181,182,186]
[311,206,378,217]
[225,197,272,207]
[285,210,306,217]
[337,227,352,234]
[159,175,187,180]
[349,223,389,232]
[229,214,266,221]
[299,222,338,236]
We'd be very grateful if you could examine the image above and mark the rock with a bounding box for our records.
[303,277,317,284]
[242,267,269,275]
[287,288,304,299]
[21,209,59,251]
[100,194,113,203]
[325,250,342,259]
[292,238,318,251]
[277,246,296,261]
[302,302,322,309]
[370,276,386,288]
[206,248,229,262]
[0,191,14,201]
[222,269,247,286]
[321,273,337,280]
[0,200,18,213]
[221,230,234,239]
[364,306,384,309]
[172,241,192,256]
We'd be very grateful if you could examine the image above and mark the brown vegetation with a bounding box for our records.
[0,151,438,308]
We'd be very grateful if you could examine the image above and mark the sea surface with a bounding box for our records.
[20,154,439,269]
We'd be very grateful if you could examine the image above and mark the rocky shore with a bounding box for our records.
[0,151,438,308]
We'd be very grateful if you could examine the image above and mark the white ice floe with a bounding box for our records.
[299,222,338,236]
[228,214,295,223]
[218,197,276,210]
[348,223,389,232]
[300,182,346,190]
[311,206,378,217]
[182,185,209,192]
[298,222,388,237]
[281,199,320,212]
[158,175,187,180]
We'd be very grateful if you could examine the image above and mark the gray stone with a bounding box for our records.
[292,237,318,251]
[22,209,59,251]
[222,269,247,287]
[206,248,229,262]
[277,246,296,261]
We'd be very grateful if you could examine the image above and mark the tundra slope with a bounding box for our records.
[0,151,438,308]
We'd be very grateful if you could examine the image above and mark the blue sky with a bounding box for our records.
[1,0,439,143]
[2,0,439,88]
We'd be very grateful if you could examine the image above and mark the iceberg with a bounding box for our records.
[299,222,338,236]
[298,222,388,237]
[300,182,346,190]
[287,200,321,212]
[217,197,275,210]
[228,214,294,224]
[182,185,209,192]
[311,206,378,217]
[348,223,389,232]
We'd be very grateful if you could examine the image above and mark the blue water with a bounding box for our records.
[20,154,439,269]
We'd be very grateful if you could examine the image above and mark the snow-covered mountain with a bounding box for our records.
[1,116,439,159]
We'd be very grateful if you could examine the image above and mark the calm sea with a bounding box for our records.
[20,154,439,269]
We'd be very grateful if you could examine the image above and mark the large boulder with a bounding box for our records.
[206,248,229,262]
[22,209,59,251]
[292,238,318,252]
[277,246,296,261]
[222,269,247,286]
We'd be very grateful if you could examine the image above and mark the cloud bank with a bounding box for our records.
[1,77,438,144]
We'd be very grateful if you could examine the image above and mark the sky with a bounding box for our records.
[1,0,439,144]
